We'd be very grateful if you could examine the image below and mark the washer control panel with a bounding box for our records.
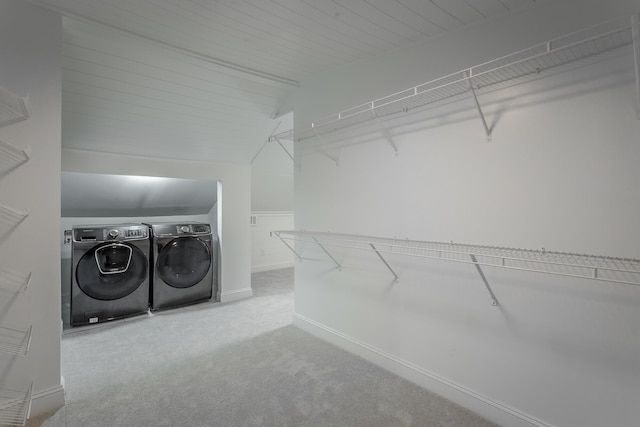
[73,225,148,242]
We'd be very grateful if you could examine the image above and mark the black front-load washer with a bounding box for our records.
[145,222,217,311]
[70,224,150,326]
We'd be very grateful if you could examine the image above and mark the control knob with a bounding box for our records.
[107,229,119,239]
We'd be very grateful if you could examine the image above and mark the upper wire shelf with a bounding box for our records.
[0,86,30,128]
[0,325,32,357]
[272,230,640,288]
[272,14,638,143]
[0,139,29,175]
[0,382,32,426]
[0,269,32,294]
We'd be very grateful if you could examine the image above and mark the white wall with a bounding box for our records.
[251,212,294,272]
[291,1,640,426]
[251,112,294,212]
[0,0,64,416]
[250,113,295,272]
[62,148,253,302]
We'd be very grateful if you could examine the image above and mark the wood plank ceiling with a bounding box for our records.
[29,0,542,164]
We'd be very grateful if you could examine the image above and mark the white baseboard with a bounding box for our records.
[29,382,65,418]
[293,313,553,427]
[220,287,253,302]
[251,261,294,273]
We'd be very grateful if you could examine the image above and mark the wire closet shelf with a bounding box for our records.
[271,14,639,143]
[0,139,29,175]
[272,230,640,288]
[0,268,32,294]
[0,86,30,129]
[0,325,32,358]
[0,382,32,426]
[0,204,28,225]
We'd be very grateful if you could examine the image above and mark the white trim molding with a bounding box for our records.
[251,261,294,273]
[220,287,253,303]
[293,313,554,427]
[29,383,65,419]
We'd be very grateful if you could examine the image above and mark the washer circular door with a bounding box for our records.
[157,237,211,288]
[76,243,148,300]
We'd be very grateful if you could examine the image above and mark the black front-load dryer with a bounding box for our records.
[70,224,150,326]
[145,222,217,311]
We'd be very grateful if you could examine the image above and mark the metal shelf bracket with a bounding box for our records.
[251,122,281,164]
[370,243,399,282]
[311,128,340,166]
[323,151,340,166]
[371,107,399,155]
[252,122,298,167]
[312,236,342,270]
[466,71,492,142]
[272,232,303,261]
[273,136,295,163]
[469,254,498,306]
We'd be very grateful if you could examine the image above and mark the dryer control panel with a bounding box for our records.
[148,223,211,237]
[176,224,211,235]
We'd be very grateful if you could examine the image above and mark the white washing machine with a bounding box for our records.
[145,222,217,311]
[70,224,150,326]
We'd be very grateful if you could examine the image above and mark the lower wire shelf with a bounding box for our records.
[0,325,32,357]
[272,230,640,305]
[0,382,32,426]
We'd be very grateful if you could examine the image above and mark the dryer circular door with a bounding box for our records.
[76,243,148,300]
[156,237,211,288]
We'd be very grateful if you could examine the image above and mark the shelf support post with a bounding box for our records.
[469,254,499,306]
[465,71,492,142]
[271,232,303,261]
[632,14,640,120]
[370,105,399,155]
[21,272,32,292]
[312,128,340,166]
[369,243,399,282]
[312,237,342,270]
[23,325,33,356]
[273,136,296,164]
[251,122,281,164]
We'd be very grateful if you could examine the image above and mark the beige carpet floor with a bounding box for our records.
[28,268,497,427]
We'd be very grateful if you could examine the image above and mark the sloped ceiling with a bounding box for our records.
[30,0,542,164]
